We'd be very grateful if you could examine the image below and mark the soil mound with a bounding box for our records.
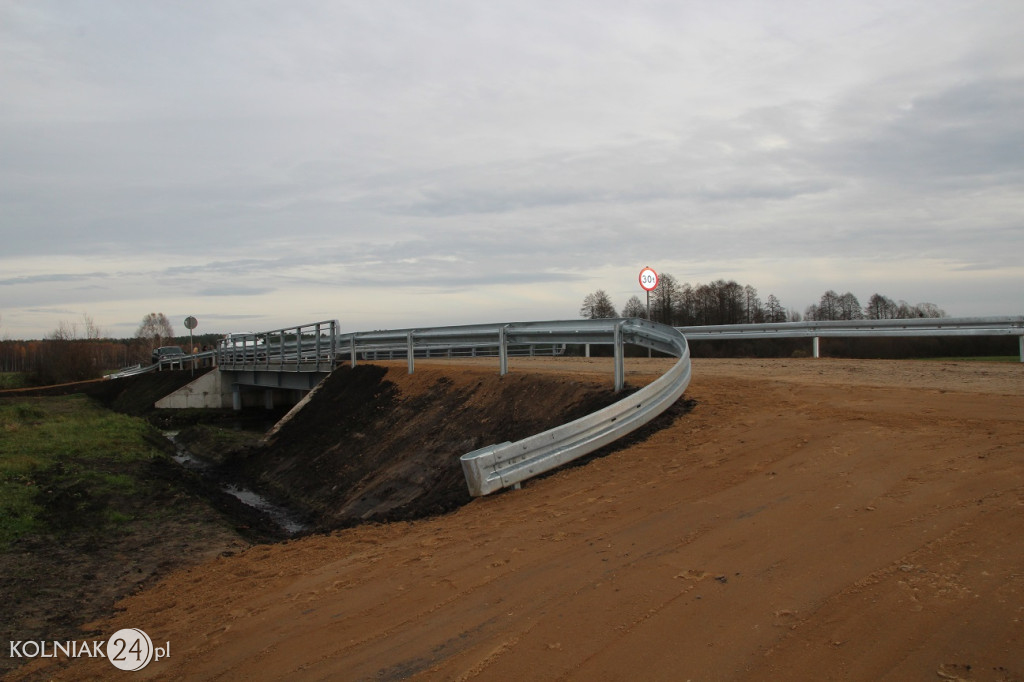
[229,362,626,528]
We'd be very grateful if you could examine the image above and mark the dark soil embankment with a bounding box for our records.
[228,362,629,528]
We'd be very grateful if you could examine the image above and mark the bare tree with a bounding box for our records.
[865,293,898,319]
[579,290,617,319]
[621,295,647,319]
[651,273,679,325]
[837,292,864,320]
[764,294,786,323]
[34,315,103,384]
[743,284,763,323]
[136,312,174,348]
[807,290,840,321]
[913,302,946,318]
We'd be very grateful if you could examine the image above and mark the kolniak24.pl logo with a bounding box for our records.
[9,628,169,671]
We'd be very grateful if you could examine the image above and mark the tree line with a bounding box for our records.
[580,276,946,326]
[0,312,220,385]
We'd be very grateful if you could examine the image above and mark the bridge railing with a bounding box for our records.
[216,320,339,371]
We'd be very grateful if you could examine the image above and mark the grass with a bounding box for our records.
[0,372,30,390]
[0,394,168,546]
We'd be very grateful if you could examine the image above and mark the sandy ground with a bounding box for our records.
[14,357,1024,681]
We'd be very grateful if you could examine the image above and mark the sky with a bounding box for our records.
[1,0,1022,340]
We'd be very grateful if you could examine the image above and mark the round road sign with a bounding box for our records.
[639,267,658,292]
[184,316,198,330]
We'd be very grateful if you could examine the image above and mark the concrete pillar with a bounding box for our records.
[232,385,242,411]
[264,389,274,410]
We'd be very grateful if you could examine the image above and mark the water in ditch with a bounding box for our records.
[165,430,310,536]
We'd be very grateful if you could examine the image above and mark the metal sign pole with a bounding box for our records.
[639,267,658,358]
[646,289,651,357]
[184,316,198,376]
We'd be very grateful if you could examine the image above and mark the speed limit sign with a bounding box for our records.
[639,267,658,292]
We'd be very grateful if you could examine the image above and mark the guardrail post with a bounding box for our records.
[330,320,338,365]
[1019,334,1023,363]
[614,322,624,392]
[315,323,322,372]
[499,325,509,376]
[350,336,357,367]
[407,331,415,374]
[813,336,820,359]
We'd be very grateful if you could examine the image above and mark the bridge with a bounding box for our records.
[118,315,1022,495]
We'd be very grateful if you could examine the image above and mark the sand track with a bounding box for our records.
[14,358,1024,681]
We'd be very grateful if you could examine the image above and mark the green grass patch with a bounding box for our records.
[0,372,30,390]
[0,395,168,546]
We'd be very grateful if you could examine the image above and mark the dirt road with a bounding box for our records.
[16,358,1024,681]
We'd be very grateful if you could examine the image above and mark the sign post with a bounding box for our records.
[639,267,658,357]
[184,316,198,375]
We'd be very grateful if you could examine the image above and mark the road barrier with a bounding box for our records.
[678,316,1024,360]
[339,319,692,495]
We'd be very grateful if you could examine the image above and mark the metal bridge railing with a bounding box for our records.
[216,320,339,371]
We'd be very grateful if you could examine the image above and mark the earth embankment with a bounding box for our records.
[12,357,1024,681]
[229,361,633,529]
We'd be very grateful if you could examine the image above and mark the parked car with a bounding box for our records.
[151,345,184,365]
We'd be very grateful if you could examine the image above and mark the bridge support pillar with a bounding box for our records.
[232,385,242,411]
[264,389,274,410]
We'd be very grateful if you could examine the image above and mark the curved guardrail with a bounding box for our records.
[457,319,690,496]
[339,318,691,495]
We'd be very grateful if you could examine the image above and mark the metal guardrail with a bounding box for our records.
[105,363,153,379]
[340,318,683,392]
[105,351,218,379]
[678,316,1024,361]
[216,320,339,371]
[336,319,691,496]
[456,319,690,496]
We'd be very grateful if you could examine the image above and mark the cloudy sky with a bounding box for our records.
[1,1,1022,339]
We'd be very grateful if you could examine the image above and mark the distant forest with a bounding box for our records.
[578,275,1017,360]
[580,275,946,326]
[0,312,222,384]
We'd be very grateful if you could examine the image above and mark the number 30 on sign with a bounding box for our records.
[639,267,658,292]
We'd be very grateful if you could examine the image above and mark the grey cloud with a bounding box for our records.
[819,77,1024,185]
[1,2,1022,338]
[0,272,109,286]
[196,286,274,297]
